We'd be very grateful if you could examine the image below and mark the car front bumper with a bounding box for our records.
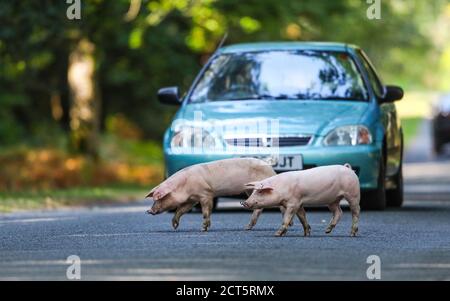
[164,144,381,190]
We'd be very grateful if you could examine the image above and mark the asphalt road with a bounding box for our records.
[0,120,449,280]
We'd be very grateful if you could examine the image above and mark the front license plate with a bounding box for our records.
[273,155,303,171]
[237,155,303,171]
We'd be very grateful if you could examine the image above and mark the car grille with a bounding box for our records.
[224,136,311,147]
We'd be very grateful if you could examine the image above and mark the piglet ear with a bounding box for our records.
[258,186,274,192]
[244,182,259,189]
[145,186,158,198]
[255,183,274,192]
[152,187,171,201]
[145,186,171,200]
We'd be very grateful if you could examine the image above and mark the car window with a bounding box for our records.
[357,50,385,97]
[189,50,369,103]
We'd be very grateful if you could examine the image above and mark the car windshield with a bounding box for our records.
[189,50,369,103]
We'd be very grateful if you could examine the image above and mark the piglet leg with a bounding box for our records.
[280,206,294,227]
[296,206,311,236]
[172,203,195,230]
[275,205,297,237]
[200,198,213,232]
[246,209,263,230]
[349,203,360,237]
[325,201,342,234]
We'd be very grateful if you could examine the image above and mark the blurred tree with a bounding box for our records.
[68,38,100,158]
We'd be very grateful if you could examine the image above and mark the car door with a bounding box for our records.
[357,50,402,177]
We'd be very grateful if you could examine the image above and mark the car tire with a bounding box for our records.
[386,163,404,208]
[387,133,404,208]
[361,153,386,211]
[433,137,443,155]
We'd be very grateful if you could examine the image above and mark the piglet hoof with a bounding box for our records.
[172,219,179,230]
[275,228,287,237]
[350,227,358,237]
[325,225,335,234]
[289,220,294,227]
[304,225,311,237]
[202,221,210,232]
[245,223,255,231]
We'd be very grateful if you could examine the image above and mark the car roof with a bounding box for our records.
[219,42,358,54]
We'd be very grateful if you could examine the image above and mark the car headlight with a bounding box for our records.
[323,125,372,146]
[170,127,219,150]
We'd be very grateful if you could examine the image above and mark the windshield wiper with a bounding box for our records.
[224,94,278,101]
[261,94,291,100]
[250,94,295,100]
[224,96,262,101]
[224,95,363,101]
[312,96,364,101]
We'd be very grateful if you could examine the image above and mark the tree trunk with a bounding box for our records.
[67,38,100,159]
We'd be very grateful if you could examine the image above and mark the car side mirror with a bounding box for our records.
[382,85,404,103]
[158,86,181,105]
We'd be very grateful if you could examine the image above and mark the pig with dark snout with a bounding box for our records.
[145,158,288,231]
[241,164,360,237]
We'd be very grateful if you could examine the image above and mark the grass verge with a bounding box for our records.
[401,117,423,147]
[0,185,150,213]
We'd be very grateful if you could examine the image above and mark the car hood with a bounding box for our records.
[175,100,370,137]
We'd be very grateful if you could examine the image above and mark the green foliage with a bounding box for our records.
[0,1,448,209]
[0,185,148,212]
[401,117,423,147]
[0,0,448,146]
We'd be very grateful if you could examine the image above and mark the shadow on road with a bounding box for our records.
[255,235,361,238]
[385,205,450,212]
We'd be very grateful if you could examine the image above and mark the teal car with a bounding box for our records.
[158,42,404,210]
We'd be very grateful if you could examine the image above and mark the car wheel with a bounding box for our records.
[386,163,404,207]
[433,137,443,155]
[361,153,386,211]
[387,134,404,208]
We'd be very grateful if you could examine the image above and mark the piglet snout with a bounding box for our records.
[146,209,156,215]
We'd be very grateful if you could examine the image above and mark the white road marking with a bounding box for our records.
[392,263,450,269]
[405,184,450,194]
[0,217,75,224]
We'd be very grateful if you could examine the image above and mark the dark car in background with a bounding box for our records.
[433,94,450,154]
